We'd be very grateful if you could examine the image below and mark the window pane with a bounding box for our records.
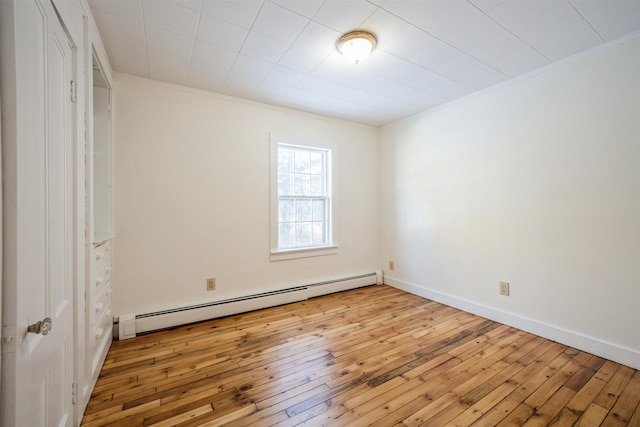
[310,175,324,196]
[278,173,292,196]
[294,150,310,173]
[312,199,325,221]
[279,223,295,248]
[312,222,326,244]
[278,147,294,172]
[295,199,312,221]
[279,198,295,222]
[276,143,331,251]
[310,151,324,174]
[296,222,312,246]
[294,174,310,196]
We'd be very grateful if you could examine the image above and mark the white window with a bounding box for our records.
[270,135,337,261]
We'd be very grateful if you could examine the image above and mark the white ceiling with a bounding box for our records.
[88,0,640,126]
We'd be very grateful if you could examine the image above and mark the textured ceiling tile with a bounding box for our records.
[360,77,409,96]
[297,75,360,102]
[222,71,264,96]
[100,36,149,77]
[413,42,508,88]
[231,54,275,79]
[361,50,408,77]
[385,61,431,84]
[278,48,326,73]
[446,15,549,76]
[270,0,324,18]
[382,26,439,60]
[88,0,144,23]
[310,52,367,86]
[312,0,378,33]
[383,85,446,109]
[265,65,307,86]
[147,51,190,84]
[187,59,229,92]
[196,14,248,51]
[253,81,291,104]
[142,0,201,38]
[92,9,146,45]
[289,21,341,59]
[382,0,483,39]
[570,0,640,41]
[344,89,392,107]
[89,0,640,126]
[282,87,362,118]
[201,0,263,28]
[411,40,468,71]
[360,8,411,49]
[387,61,475,99]
[191,40,237,67]
[167,0,203,12]
[146,27,195,62]
[251,1,309,44]
[468,0,508,13]
[445,59,508,89]
[489,0,603,61]
[240,32,289,63]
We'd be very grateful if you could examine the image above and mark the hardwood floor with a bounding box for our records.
[81,285,640,426]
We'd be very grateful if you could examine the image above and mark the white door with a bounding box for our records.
[1,0,76,426]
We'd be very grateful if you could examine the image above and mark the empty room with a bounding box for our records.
[1,0,639,426]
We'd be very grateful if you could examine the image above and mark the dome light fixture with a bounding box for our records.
[337,30,377,64]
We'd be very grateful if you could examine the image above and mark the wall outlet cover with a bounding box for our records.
[500,281,510,296]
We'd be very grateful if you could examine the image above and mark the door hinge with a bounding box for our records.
[2,326,16,353]
[70,80,76,102]
[72,381,78,405]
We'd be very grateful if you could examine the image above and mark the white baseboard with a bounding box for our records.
[384,276,640,371]
[116,271,383,338]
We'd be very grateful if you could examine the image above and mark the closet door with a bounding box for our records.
[1,0,77,425]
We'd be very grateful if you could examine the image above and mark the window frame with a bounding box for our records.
[270,134,338,261]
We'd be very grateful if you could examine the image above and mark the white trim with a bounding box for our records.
[270,133,337,260]
[270,245,339,261]
[383,275,640,371]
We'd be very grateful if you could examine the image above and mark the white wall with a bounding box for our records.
[112,76,379,315]
[380,37,640,369]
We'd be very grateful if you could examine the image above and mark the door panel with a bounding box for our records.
[1,0,76,425]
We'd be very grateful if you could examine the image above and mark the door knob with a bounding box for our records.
[27,317,52,335]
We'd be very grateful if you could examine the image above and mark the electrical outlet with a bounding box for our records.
[207,278,216,291]
[500,281,510,296]
[389,261,395,271]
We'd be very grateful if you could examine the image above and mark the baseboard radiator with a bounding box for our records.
[115,271,383,339]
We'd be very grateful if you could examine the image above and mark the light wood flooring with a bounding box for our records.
[81,285,640,426]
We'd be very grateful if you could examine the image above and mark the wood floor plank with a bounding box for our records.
[81,285,640,426]
[521,385,575,426]
[601,370,640,426]
[449,382,518,426]
[595,365,634,409]
[565,359,621,417]
[576,402,612,426]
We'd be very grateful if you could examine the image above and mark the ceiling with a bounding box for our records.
[88,0,640,126]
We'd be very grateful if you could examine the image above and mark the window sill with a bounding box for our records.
[270,245,339,262]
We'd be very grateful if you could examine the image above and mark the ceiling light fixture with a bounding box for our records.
[337,30,377,65]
